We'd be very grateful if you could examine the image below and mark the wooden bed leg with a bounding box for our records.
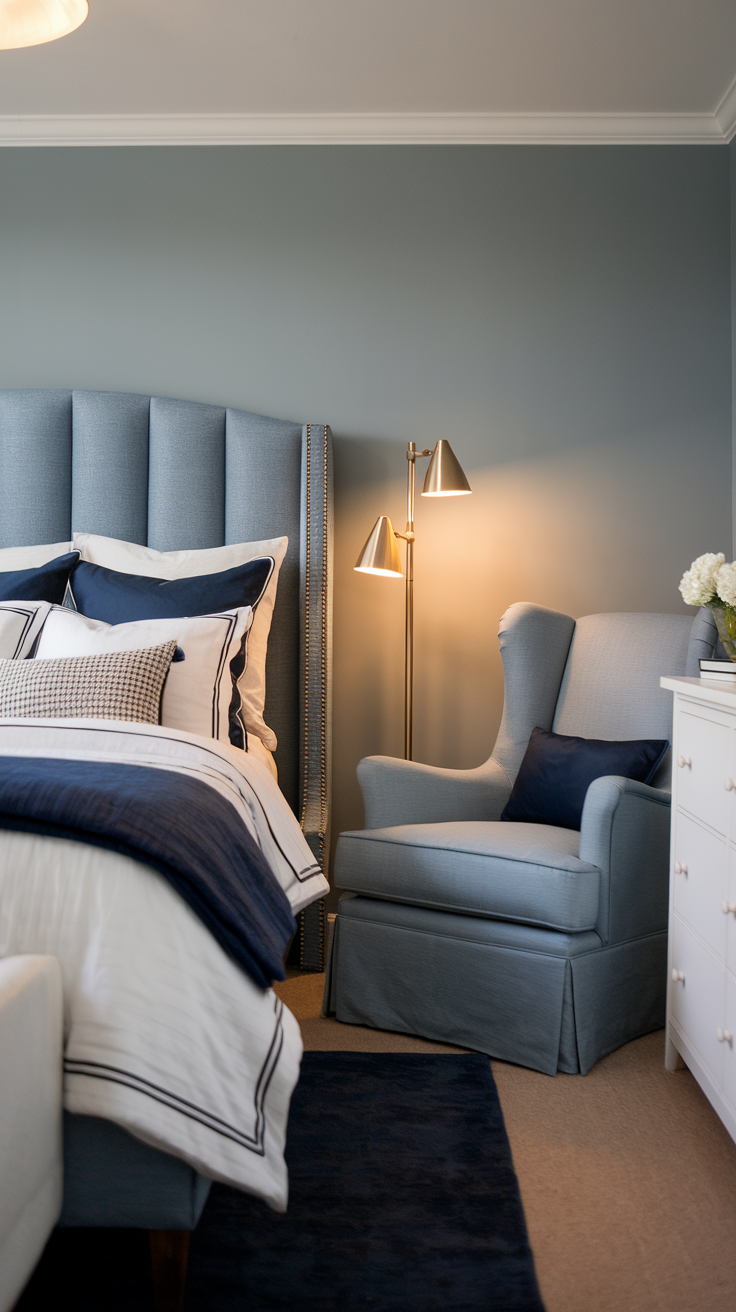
[148,1229,190,1312]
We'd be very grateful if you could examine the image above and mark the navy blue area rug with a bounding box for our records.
[19,1052,544,1312]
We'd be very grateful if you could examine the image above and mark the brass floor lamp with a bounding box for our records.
[354,440,471,760]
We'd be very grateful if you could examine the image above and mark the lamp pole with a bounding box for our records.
[353,438,471,764]
[404,444,416,761]
[401,442,431,761]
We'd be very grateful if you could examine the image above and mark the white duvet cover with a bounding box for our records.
[0,719,329,1211]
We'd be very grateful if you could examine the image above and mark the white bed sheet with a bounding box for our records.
[0,718,328,1211]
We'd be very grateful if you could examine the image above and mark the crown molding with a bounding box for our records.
[0,110,730,147]
[715,73,736,142]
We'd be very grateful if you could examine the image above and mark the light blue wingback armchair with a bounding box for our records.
[325,602,720,1075]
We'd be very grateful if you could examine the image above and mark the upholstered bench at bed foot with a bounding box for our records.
[59,1114,211,1229]
[60,1116,212,1312]
[0,955,63,1312]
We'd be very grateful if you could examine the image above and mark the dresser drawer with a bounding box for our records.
[722,972,736,1112]
[672,814,727,962]
[676,707,733,836]
[670,917,726,1085]
[726,849,736,978]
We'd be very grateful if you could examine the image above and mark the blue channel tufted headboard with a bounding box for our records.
[0,389,333,967]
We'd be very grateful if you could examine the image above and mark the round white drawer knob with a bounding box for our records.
[718,1029,733,1044]
[726,778,736,792]
[678,755,691,769]
[674,862,688,875]
[723,901,736,916]
[672,969,685,983]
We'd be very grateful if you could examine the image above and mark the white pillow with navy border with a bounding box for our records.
[73,532,288,752]
[34,605,254,748]
[0,600,54,660]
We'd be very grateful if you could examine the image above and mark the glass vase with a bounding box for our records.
[712,606,736,663]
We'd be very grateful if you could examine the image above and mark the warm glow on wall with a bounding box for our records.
[353,439,472,759]
[0,0,87,49]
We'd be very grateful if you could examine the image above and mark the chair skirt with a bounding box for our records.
[324,896,667,1075]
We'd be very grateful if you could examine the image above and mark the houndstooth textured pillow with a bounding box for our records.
[0,640,178,724]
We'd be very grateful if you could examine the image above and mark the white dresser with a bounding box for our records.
[661,675,736,1142]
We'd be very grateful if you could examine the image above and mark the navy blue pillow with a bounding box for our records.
[500,726,669,831]
[0,552,79,606]
[68,556,275,624]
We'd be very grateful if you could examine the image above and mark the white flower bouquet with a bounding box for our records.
[679,552,736,660]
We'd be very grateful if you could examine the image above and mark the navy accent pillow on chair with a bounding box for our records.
[68,556,274,624]
[500,726,669,831]
[0,553,79,606]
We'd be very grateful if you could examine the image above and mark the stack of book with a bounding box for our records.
[699,658,736,683]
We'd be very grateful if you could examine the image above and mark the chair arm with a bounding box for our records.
[0,955,64,1312]
[579,776,671,946]
[357,754,513,829]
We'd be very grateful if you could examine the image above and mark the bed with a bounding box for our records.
[0,389,333,1237]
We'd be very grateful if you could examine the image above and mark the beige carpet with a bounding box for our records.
[274,973,736,1312]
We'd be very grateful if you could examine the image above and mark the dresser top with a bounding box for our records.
[660,675,736,709]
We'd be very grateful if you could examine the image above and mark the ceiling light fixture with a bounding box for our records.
[0,0,88,49]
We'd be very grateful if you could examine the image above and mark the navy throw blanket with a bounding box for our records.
[0,756,296,988]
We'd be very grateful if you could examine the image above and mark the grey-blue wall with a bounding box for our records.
[0,145,730,872]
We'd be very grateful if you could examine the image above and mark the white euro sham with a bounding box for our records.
[73,532,288,752]
[0,542,73,570]
[35,606,253,747]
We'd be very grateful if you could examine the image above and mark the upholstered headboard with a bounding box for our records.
[0,389,333,965]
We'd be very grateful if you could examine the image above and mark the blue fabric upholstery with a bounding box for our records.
[71,392,150,544]
[355,600,577,830]
[0,390,72,546]
[59,1114,211,1229]
[685,604,727,670]
[336,822,601,932]
[552,612,691,750]
[357,754,511,830]
[579,775,672,945]
[493,602,576,783]
[148,398,226,551]
[329,603,714,1074]
[329,897,602,1076]
[0,389,334,1226]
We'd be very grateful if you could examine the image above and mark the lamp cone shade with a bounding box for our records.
[354,515,403,577]
[0,0,87,48]
[422,439,472,496]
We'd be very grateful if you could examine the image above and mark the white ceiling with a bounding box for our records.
[0,0,734,144]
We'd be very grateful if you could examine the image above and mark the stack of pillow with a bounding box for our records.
[0,533,287,774]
